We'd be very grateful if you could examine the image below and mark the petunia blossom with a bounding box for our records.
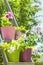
[6,12,14,19]
[8,46,16,53]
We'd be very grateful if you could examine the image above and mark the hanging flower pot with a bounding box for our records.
[1,26,15,40]
[1,12,16,40]
[19,48,32,62]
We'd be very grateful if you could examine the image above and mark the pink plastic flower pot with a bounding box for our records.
[19,48,32,62]
[1,26,15,40]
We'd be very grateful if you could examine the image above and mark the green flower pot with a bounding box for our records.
[5,49,20,62]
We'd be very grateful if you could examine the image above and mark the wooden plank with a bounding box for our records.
[6,62,34,65]
[2,62,43,65]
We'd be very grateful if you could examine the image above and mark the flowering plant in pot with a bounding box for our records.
[0,40,21,62]
[0,31,37,62]
[16,31,37,62]
[1,12,15,40]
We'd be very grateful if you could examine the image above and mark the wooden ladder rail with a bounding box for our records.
[1,49,8,65]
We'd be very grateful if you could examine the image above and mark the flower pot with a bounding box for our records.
[1,26,15,40]
[19,48,32,62]
[5,49,20,62]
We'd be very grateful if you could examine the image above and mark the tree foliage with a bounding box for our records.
[9,0,41,29]
[0,0,40,29]
[0,0,7,26]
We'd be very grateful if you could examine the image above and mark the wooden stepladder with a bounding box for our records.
[1,0,18,65]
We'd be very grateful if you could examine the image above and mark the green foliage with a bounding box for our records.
[35,62,41,65]
[18,0,40,29]
[8,0,40,29]
[38,35,43,43]
[32,54,40,62]
[16,26,25,33]
[0,0,7,27]
[0,0,40,29]
[27,32,37,46]
[1,17,11,27]
[0,0,7,17]
[8,0,20,23]
[15,25,37,47]
[17,33,37,48]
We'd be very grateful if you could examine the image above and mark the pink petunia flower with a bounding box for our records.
[6,12,14,19]
[34,49,38,54]
[35,27,43,35]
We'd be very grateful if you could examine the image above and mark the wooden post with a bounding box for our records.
[1,49,8,65]
[4,0,18,27]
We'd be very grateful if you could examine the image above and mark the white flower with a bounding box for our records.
[0,42,4,46]
[8,46,16,53]
[23,34,27,39]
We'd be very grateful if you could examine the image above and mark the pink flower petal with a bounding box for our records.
[6,12,13,19]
